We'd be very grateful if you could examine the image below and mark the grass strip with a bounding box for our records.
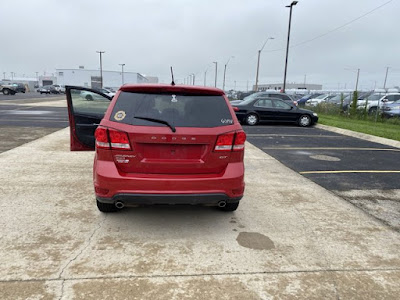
[318,113,400,141]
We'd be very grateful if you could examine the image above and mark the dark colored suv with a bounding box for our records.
[66,84,246,213]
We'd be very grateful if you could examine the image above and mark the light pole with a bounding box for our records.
[119,63,125,85]
[191,73,195,85]
[2,72,5,80]
[383,67,389,90]
[223,56,234,91]
[11,72,14,80]
[96,51,105,88]
[283,1,298,93]
[255,37,274,92]
[213,61,218,87]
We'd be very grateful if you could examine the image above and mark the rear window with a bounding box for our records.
[111,92,233,128]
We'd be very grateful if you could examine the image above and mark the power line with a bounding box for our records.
[266,0,395,53]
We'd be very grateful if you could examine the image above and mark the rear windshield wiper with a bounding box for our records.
[134,116,176,133]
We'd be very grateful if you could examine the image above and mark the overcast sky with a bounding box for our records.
[1,0,399,90]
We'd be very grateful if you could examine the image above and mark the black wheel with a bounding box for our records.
[245,113,259,126]
[368,107,377,114]
[96,200,119,213]
[298,114,311,127]
[3,89,10,95]
[219,202,239,212]
[86,95,93,101]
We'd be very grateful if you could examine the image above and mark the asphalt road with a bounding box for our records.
[244,124,400,231]
[0,94,68,153]
[0,92,63,101]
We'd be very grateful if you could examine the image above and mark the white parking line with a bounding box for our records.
[300,170,400,175]
[262,147,400,152]
[247,134,342,138]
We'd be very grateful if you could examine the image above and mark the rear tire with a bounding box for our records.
[3,89,10,95]
[96,200,119,213]
[245,113,259,126]
[368,107,377,114]
[298,114,311,127]
[219,202,239,212]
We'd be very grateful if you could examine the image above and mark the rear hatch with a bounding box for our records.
[106,91,238,175]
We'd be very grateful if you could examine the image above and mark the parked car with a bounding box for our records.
[38,85,57,94]
[297,93,323,106]
[356,93,400,114]
[0,81,17,95]
[80,88,116,100]
[53,84,65,93]
[232,97,318,126]
[381,100,400,118]
[306,94,335,106]
[11,83,26,93]
[66,84,246,212]
[230,91,297,106]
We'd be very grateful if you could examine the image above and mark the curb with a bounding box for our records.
[316,124,400,149]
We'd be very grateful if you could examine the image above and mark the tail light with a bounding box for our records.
[233,131,246,151]
[214,130,246,152]
[215,132,234,151]
[109,128,131,150]
[233,106,239,111]
[94,126,110,149]
[94,126,131,150]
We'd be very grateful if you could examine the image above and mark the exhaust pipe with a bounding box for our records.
[115,201,125,209]
[218,201,227,208]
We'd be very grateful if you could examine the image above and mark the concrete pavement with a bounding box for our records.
[1,128,400,299]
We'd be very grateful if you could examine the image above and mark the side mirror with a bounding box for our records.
[382,98,388,102]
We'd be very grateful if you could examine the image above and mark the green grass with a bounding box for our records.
[318,113,400,142]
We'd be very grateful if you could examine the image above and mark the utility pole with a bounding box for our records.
[355,68,360,91]
[234,80,237,90]
[383,67,389,90]
[223,56,234,91]
[96,51,105,88]
[255,37,274,92]
[303,74,306,86]
[119,63,125,85]
[213,61,218,88]
[11,72,14,80]
[204,69,208,86]
[192,73,195,85]
[2,72,5,80]
[283,1,298,93]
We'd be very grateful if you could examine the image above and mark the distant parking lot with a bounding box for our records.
[0,92,63,101]
[244,124,400,231]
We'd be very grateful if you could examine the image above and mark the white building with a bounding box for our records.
[56,67,151,90]
[254,83,322,91]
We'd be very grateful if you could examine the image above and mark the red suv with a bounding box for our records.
[66,84,246,212]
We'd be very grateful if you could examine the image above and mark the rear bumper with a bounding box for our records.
[97,193,242,206]
[94,160,245,203]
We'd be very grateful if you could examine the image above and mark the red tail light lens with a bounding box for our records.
[233,106,239,111]
[109,128,131,150]
[215,132,235,151]
[94,127,131,150]
[233,131,246,151]
[94,126,110,149]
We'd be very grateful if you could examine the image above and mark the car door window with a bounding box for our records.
[254,99,273,108]
[71,89,110,116]
[273,100,291,109]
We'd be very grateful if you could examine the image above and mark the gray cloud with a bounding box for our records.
[1,0,399,90]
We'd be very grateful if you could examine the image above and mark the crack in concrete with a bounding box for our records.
[3,267,400,284]
[56,214,107,300]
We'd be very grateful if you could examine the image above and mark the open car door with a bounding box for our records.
[65,86,112,151]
